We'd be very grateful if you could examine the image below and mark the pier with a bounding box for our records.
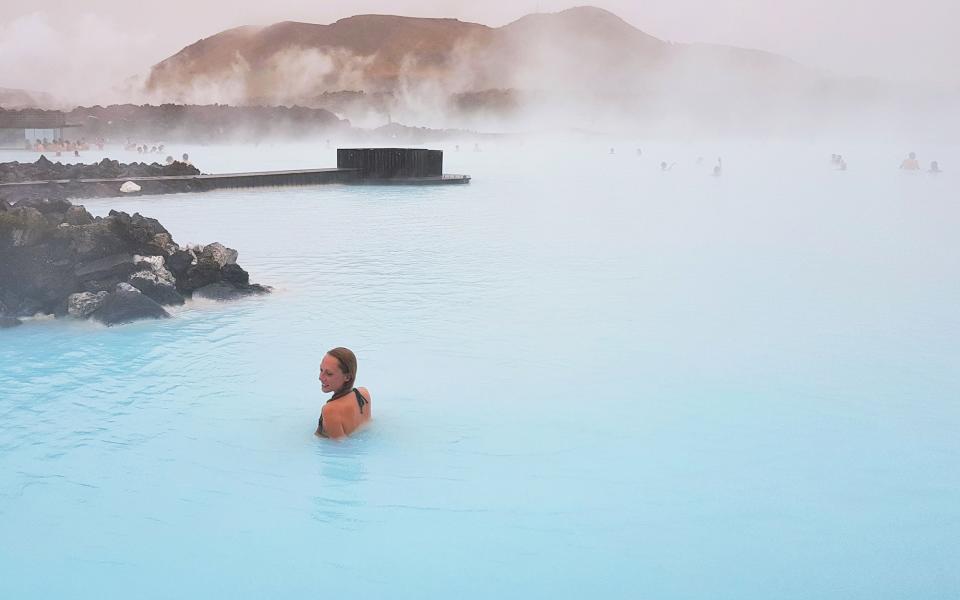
[0,148,470,198]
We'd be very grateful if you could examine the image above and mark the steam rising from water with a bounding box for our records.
[2,7,959,140]
[0,12,160,106]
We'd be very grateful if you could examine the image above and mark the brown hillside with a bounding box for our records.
[146,15,491,97]
[142,6,825,116]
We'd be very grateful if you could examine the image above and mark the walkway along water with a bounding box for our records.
[0,148,470,199]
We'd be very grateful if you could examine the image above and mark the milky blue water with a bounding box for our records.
[2,141,958,598]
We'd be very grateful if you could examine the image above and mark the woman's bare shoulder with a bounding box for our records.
[358,387,372,402]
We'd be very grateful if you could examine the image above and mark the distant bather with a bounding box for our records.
[900,152,921,170]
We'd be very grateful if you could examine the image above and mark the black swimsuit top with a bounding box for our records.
[317,388,368,434]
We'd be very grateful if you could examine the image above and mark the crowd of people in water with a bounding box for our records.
[824,151,942,172]
[831,151,941,173]
[22,137,197,166]
[123,142,167,155]
[26,137,169,157]
[25,137,105,156]
[605,147,943,175]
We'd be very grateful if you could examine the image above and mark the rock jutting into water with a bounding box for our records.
[0,197,270,327]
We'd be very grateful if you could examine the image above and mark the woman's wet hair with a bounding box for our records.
[327,347,357,395]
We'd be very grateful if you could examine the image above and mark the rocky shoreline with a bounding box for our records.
[0,156,204,204]
[0,197,269,327]
[0,155,200,184]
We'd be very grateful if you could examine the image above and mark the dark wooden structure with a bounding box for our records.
[338,148,444,179]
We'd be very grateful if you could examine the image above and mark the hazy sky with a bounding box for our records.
[2,0,958,101]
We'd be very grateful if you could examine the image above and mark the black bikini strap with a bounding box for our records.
[353,388,367,413]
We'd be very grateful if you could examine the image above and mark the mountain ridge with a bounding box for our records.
[141,6,878,131]
[145,7,809,97]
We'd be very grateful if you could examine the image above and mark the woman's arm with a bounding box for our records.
[323,420,347,439]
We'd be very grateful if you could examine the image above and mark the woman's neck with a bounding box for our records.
[328,387,354,401]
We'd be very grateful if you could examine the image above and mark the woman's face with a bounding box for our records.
[319,353,349,394]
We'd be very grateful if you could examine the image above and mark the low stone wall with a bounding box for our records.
[0,155,201,184]
[0,156,204,204]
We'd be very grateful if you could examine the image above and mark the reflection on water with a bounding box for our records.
[1,142,959,599]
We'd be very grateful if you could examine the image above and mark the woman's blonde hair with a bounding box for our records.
[327,347,357,395]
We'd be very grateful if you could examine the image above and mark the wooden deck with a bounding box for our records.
[0,167,471,197]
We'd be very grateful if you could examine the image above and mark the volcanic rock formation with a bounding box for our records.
[0,198,270,327]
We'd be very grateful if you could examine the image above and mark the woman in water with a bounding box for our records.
[315,347,372,439]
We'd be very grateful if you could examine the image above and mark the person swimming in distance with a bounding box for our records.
[711,157,722,177]
[900,152,920,170]
[315,347,372,439]
[929,161,942,173]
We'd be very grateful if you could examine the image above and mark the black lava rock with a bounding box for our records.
[0,197,270,326]
[221,263,250,286]
[90,285,170,326]
[165,250,195,279]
